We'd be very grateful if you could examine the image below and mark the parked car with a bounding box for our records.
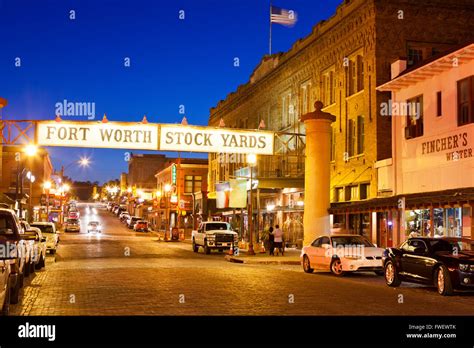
[116,207,127,216]
[20,220,46,270]
[112,206,120,215]
[192,221,238,254]
[30,222,59,254]
[87,221,101,233]
[68,210,80,219]
[127,216,141,229]
[0,208,34,304]
[133,220,149,232]
[300,234,385,276]
[64,219,80,232]
[383,237,474,296]
[0,248,12,315]
[120,214,130,224]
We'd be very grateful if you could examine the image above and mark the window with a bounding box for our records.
[357,116,365,154]
[330,127,336,162]
[405,95,423,139]
[346,54,364,97]
[300,82,312,115]
[184,175,202,193]
[406,240,428,253]
[320,237,330,246]
[281,93,292,129]
[345,185,357,201]
[458,76,474,126]
[311,238,322,247]
[348,119,356,157]
[357,55,364,92]
[321,68,335,106]
[0,212,16,235]
[436,91,442,117]
[360,183,369,200]
[407,48,423,67]
[335,187,344,202]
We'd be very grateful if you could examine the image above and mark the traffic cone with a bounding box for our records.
[228,242,234,256]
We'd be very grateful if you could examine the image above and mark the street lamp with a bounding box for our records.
[164,183,172,240]
[23,144,38,157]
[43,181,52,222]
[16,144,39,219]
[247,153,257,255]
[26,171,36,222]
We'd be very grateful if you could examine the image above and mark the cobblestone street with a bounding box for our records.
[10,205,474,316]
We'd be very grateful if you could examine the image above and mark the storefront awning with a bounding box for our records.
[329,188,474,214]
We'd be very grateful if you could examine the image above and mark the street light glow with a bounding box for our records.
[164,184,171,192]
[79,157,90,167]
[43,181,52,190]
[247,153,257,166]
[23,144,38,157]
[63,184,70,192]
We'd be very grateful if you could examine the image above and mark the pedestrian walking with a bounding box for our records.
[273,224,284,256]
[268,226,275,256]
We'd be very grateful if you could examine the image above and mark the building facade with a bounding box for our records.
[153,158,208,239]
[208,0,474,246]
[376,43,474,245]
[0,145,53,220]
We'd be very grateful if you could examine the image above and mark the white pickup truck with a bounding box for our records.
[192,222,238,254]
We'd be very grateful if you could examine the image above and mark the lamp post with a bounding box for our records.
[164,183,171,240]
[26,171,36,222]
[247,153,257,255]
[43,181,52,222]
[16,144,38,219]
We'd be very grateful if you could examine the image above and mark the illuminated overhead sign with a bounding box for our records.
[37,121,159,150]
[36,121,275,155]
[171,164,177,184]
[159,125,274,155]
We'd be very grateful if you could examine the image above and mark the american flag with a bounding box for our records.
[270,6,297,27]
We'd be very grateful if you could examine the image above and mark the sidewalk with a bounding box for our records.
[225,248,301,265]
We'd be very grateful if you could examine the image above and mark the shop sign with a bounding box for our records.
[171,164,177,185]
[37,121,275,155]
[37,121,159,150]
[421,131,472,161]
[160,124,274,155]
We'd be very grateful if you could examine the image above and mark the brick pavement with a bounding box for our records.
[9,205,474,316]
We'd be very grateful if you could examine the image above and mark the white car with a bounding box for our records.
[87,221,101,233]
[30,222,59,254]
[300,234,385,276]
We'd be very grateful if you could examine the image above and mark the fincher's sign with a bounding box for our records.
[36,121,275,154]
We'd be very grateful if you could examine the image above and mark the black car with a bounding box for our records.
[383,237,474,296]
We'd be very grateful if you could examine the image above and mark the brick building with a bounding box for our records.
[127,154,170,191]
[0,145,53,220]
[208,0,474,246]
[152,158,208,239]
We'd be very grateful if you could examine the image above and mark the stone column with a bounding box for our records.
[301,101,336,246]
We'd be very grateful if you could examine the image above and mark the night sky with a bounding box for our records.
[0,0,341,184]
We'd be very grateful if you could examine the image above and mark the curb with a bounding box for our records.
[224,255,300,265]
[150,231,192,244]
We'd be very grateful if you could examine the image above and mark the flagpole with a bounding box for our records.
[269,0,272,55]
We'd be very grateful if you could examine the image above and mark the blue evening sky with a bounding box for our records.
[0,0,341,184]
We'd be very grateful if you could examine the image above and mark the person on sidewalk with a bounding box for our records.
[273,224,284,256]
[268,226,275,256]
